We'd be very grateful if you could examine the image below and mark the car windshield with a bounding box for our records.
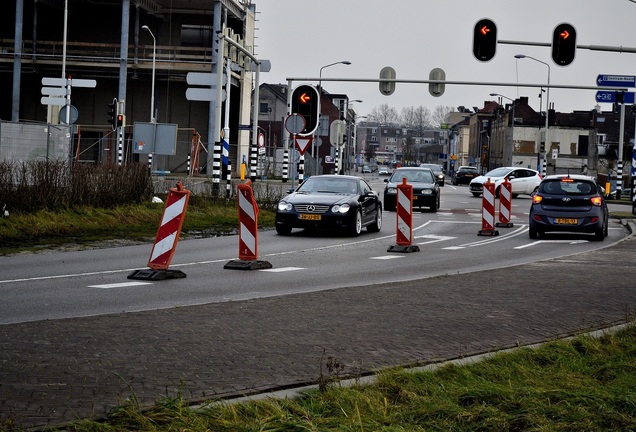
[460,167,478,172]
[484,167,512,177]
[421,164,442,172]
[297,177,358,194]
[540,179,597,195]
[391,170,434,183]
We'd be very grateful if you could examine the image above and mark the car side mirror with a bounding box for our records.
[384,179,389,183]
[508,175,516,180]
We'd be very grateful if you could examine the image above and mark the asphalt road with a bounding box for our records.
[1,178,635,430]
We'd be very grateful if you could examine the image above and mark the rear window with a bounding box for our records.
[540,179,597,195]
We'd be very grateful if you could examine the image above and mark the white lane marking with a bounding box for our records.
[370,255,404,260]
[260,267,304,272]
[415,234,456,245]
[514,240,588,249]
[88,282,153,289]
[441,224,529,250]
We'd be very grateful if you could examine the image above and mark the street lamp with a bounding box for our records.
[515,54,550,175]
[490,93,516,166]
[318,60,351,90]
[142,25,156,123]
[313,61,351,170]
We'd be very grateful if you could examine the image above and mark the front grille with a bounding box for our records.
[294,204,330,213]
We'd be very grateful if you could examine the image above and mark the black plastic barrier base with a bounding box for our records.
[478,229,500,236]
[495,221,514,228]
[387,244,420,253]
[224,259,273,270]
[128,268,187,280]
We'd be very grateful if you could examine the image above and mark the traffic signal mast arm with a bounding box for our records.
[498,39,636,54]
[286,76,630,93]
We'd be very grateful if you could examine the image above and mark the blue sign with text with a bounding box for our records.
[595,91,635,104]
[596,75,636,88]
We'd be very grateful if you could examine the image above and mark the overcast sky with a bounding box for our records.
[253,0,636,118]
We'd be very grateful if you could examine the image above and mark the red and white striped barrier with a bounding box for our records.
[478,178,499,236]
[224,180,273,270]
[129,181,190,280]
[496,178,514,228]
[388,178,420,253]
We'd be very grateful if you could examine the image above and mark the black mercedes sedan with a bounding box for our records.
[275,175,383,236]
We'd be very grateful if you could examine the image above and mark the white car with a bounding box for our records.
[469,167,542,197]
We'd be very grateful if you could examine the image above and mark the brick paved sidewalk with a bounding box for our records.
[1,233,635,430]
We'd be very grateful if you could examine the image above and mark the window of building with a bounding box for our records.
[260,103,270,114]
[181,25,212,47]
[385,137,397,143]
[577,135,589,156]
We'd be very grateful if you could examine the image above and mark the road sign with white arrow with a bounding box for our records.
[596,75,636,88]
[595,91,635,104]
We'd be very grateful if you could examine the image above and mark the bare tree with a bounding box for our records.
[401,106,433,133]
[367,104,399,125]
[431,105,454,128]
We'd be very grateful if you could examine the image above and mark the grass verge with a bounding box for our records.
[0,199,276,255]
[40,325,636,431]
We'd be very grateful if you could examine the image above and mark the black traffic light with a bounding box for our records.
[473,18,497,62]
[290,84,320,136]
[107,98,118,130]
[551,23,576,66]
[116,113,124,128]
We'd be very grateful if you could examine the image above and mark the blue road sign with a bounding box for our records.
[595,91,635,104]
[596,75,636,88]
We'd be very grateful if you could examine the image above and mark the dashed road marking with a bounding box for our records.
[88,282,153,289]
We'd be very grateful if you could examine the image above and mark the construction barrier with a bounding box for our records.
[496,178,514,228]
[128,182,190,280]
[388,178,420,253]
[224,180,273,270]
[478,178,499,236]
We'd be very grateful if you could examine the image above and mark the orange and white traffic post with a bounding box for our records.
[478,178,499,236]
[496,178,514,228]
[388,177,420,253]
[129,181,190,280]
[224,180,273,270]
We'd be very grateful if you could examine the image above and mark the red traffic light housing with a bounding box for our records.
[473,18,497,62]
[290,85,320,136]
[552,23,576,66]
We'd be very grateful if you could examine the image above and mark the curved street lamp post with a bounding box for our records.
[515,54,550,176]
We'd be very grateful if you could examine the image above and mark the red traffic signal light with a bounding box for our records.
[290,85,320,136]
[552,23,576,66]
[473,18,497,62]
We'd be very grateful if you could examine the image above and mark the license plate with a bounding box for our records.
[412,196,418,200]
[299,214,321,221]
[555,218,577,225]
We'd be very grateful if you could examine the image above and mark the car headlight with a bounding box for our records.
[332,203,350,213]
[386,187,397,194]
[422,189,433,195]
[438,174,444,179]
[278,201,292,211]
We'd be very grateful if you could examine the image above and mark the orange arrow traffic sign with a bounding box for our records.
[560,30,570,39]
[480,25,490,35]
[299,92,311,103]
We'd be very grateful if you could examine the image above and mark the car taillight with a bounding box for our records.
[591,196,603,206]
[532,194,543,204]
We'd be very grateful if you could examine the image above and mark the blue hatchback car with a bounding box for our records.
[528,174,609,241]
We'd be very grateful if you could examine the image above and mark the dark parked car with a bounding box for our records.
[420,163,445,186]
[451,165,479,185]
[383,167,441,212]
[528,174,609,241]
[275,175,382,236]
